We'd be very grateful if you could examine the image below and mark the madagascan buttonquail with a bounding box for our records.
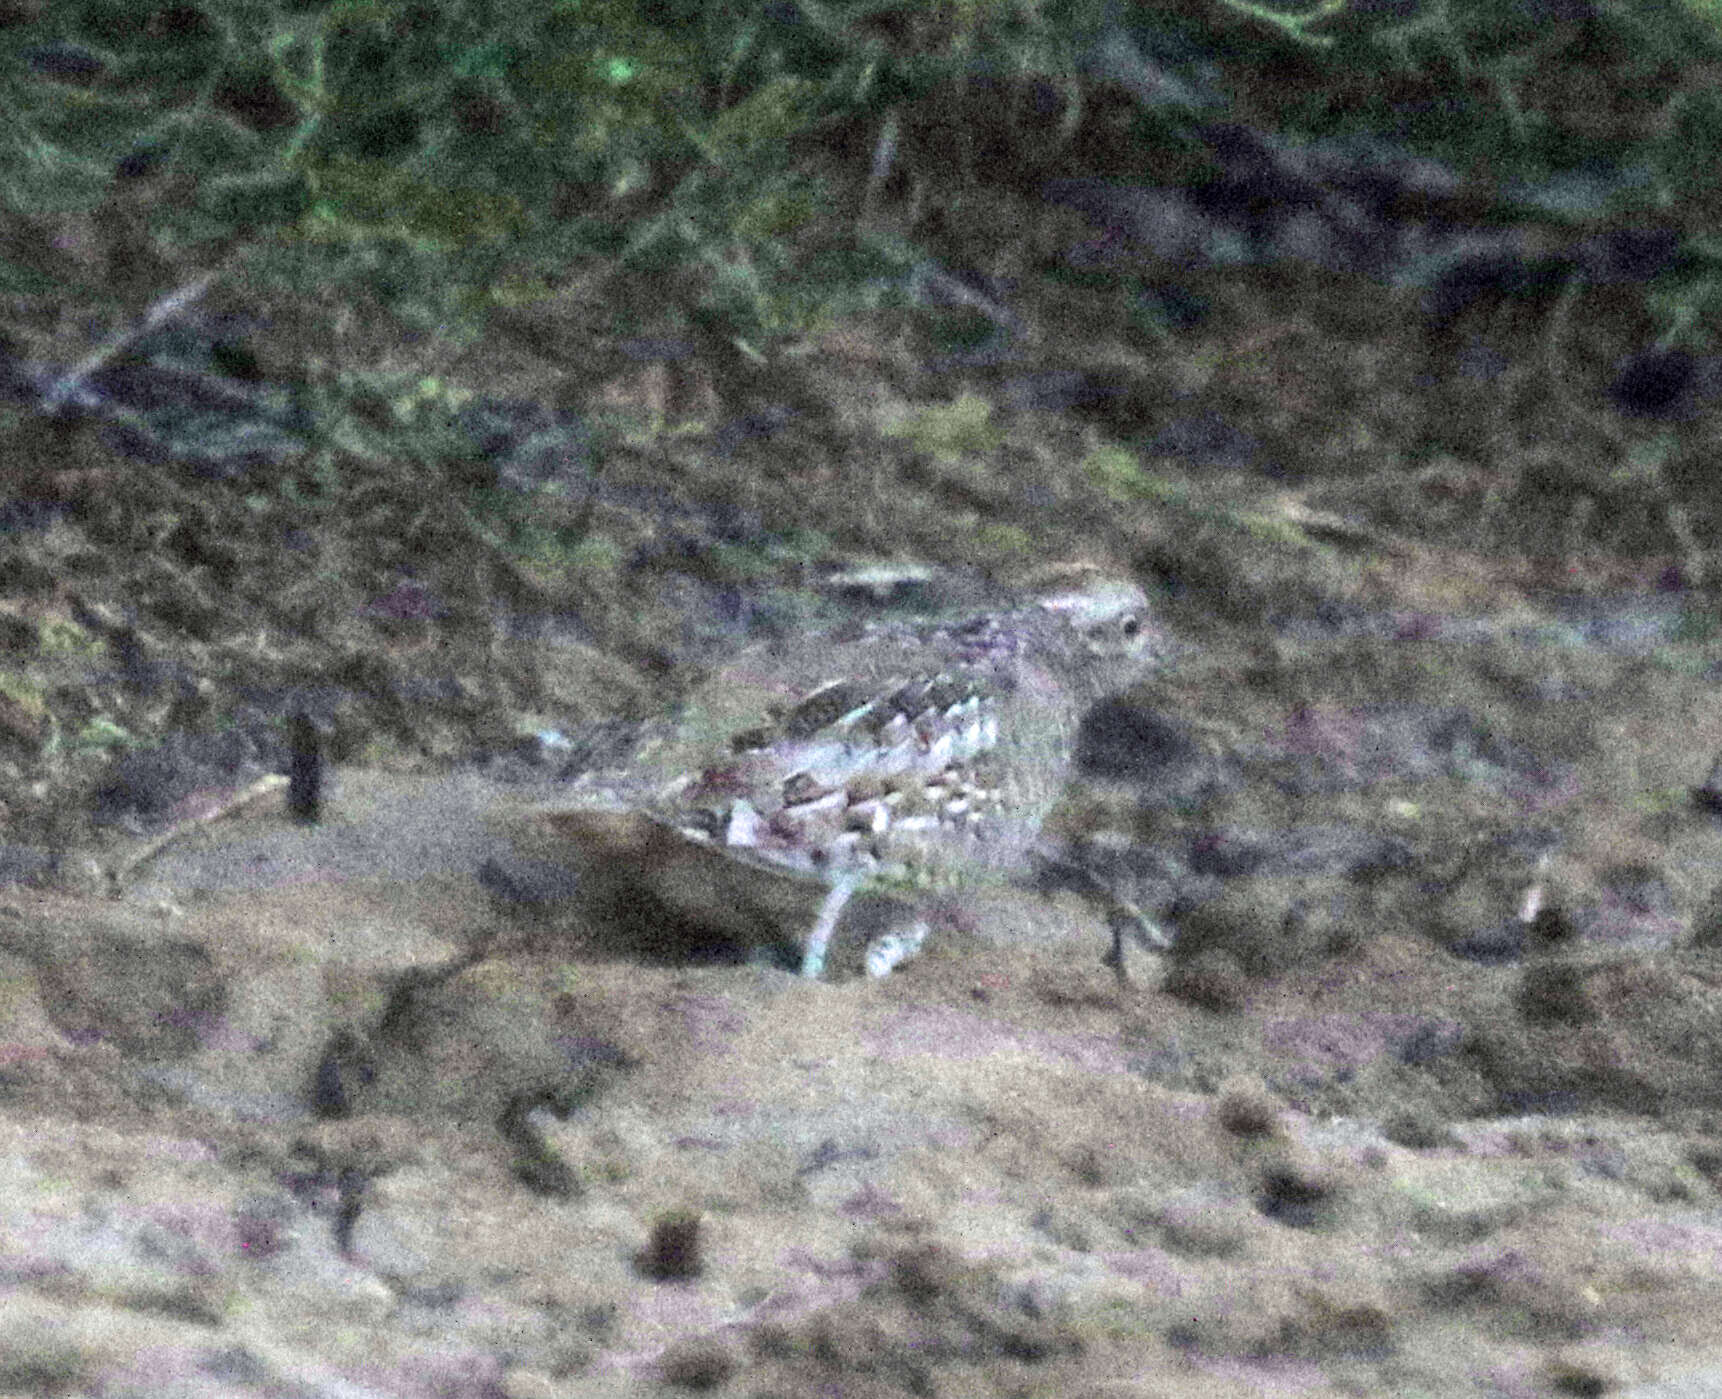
[528,567,1175,979]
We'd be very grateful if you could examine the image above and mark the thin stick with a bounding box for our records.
[41,269,221,414]
[107,772,288,892]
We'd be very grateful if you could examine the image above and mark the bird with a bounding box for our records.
[518,566,1177,979]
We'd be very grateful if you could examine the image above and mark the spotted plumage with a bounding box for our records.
[527,569,1172,978]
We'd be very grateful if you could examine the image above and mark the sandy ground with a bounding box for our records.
[5,738,1722,1397]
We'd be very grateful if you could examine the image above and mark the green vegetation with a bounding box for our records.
[6,0,1719,342]
[4,0,1722,827]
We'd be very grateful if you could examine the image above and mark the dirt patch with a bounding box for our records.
[5,680,1722,1397]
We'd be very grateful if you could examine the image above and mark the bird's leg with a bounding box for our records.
[863,918,929,978]
[1106,888,1170,984]
[800,874,858,979]
[1044,855,1170,985]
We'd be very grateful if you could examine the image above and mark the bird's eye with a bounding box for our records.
[1121,616,1142,638]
